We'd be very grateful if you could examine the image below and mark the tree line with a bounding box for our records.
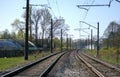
[102,21,120,49]
[0,7,69,49]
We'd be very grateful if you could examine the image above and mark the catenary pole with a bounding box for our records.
[61,29,63,52]
[66,34,68,51]
[25,0,29,60]
[91,29,93,52]
[97,22,99,57]
[50,19,53,53]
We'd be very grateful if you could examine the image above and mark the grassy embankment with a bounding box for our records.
[85,47,120,65]
[0,51,53,72]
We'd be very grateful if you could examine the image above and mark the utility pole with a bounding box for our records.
[23,5,32,41]
[50,19,53,53]
[61,29,63,52]
[26,4,51,46]
[66,34,68,51]
[69,35,73,50]
[25,0,29,60]
[88,35,90,49]
[70,37,72,50]
[97,22,99,57]
[91,29,93,52]
[79,21,100,57]
[29,6,32,41]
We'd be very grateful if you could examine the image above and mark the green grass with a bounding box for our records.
[85,48,120,65]
[84,49,97,57]
[0,57,24,71]
[99,47,120,64]
[0,51,52,72]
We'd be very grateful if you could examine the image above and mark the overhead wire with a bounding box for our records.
[46,0,56,17]
[116,0,120,3]
[47,0,50,6]
[80,0,116,21]
[79,0,95,31]
[109,0,114,7]
[82,0,95,20]
[55,0,61,17]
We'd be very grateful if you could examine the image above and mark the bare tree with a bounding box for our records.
[32,9,42,45]
[103,21,120,38]
[0,29,11,39]
[40,8,51,47]
[11,19,25,39]
[49,17,69,37]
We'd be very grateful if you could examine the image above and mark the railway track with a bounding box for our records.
[74,50,99,77]
[1,51,66,77]
[77,50,120,77]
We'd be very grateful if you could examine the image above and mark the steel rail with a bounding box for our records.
[76,51,105,77]
[81,52,120,73]
[1,52,62,77]
[40,51,67,77]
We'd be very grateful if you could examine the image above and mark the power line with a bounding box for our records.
[77,0,115,20]
[116,0,120,3]
[81,0,95,20]
[55,0,61,16]
[88,0,95,10]
[47,0,50,6]
[77,0,113,7]
[77,4,110,7]
[109,0,114,6]
[84,0,95,19]
[76,0,114,8]
[77,6,88,11]
[46,0,55,17]
[77,0,96,20]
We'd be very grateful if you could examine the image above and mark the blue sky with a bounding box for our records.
[0,0,120,39]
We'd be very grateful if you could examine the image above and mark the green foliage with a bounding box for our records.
[87,47,120,64]
[102,21,120,48]
[99,47,120,64]
[99,21,120,64]
[17,30,25,39]
[53,37,61,48]
[85,49,97,56]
